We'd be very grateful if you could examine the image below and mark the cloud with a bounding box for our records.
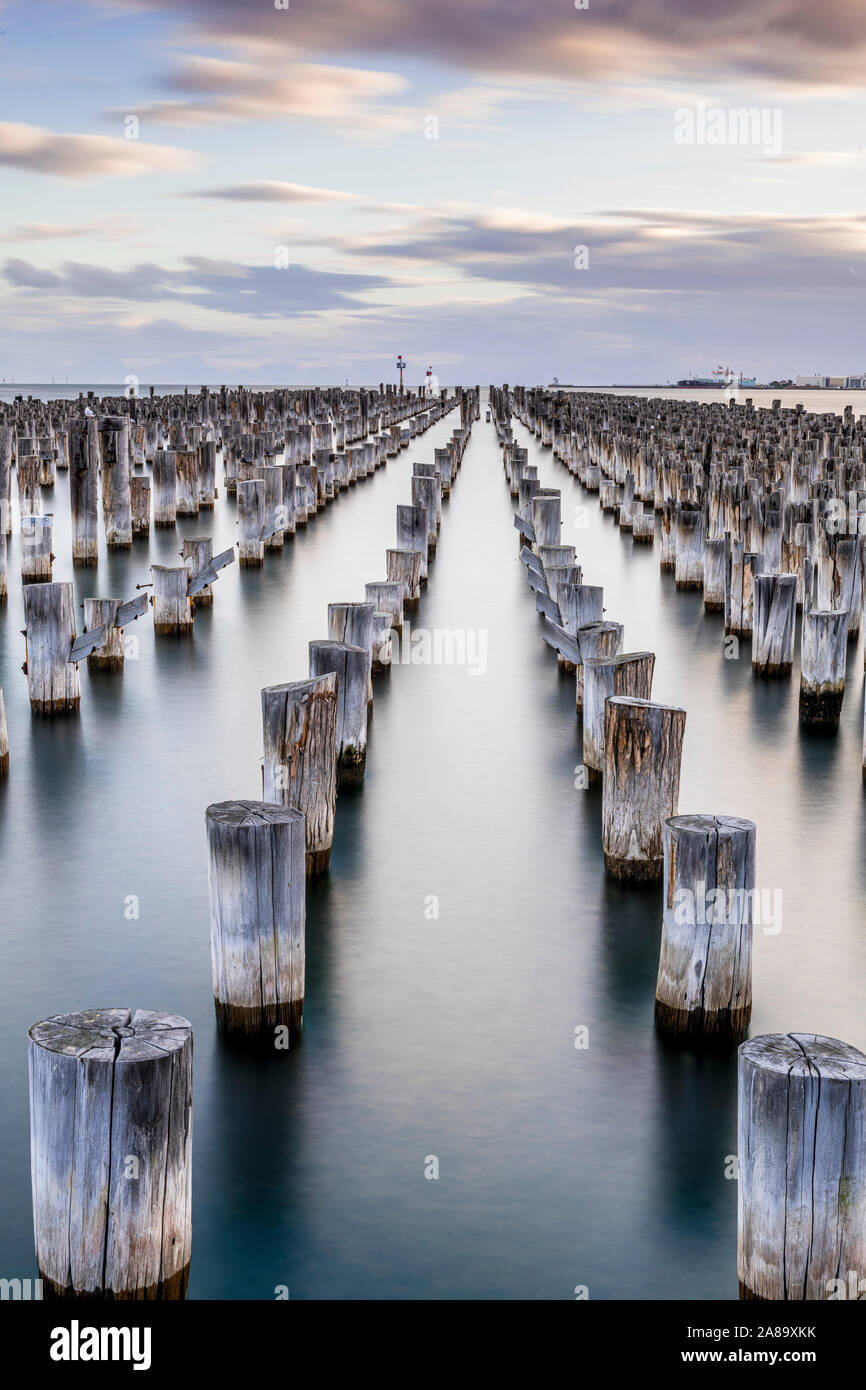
[109,57,414,133]
[762,150,866,166]
[0,222,98,243]
[2,254,395,317]
[0,122,197,178]
[187,181,362,204]
[94,0,866,90]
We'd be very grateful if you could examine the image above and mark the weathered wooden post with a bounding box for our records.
[151,566,193,634]
[200,440,216,508]
[703,537,726,611]
[22,582,79,712]
[582,651,655,780]
[386,548,422,610]
[531,490,561,549]
[411,474,440,553]
[738,1033,866,1300]
[175,449,200,517]
[69,418,99,564]
[84,598,124,669]
[725,538,758,636]
[261,465,284,551]
[655,814,755,1042]
[99,417,132,548]
[206,801,305,1041]
[675,507,705,589]
[0,687,8,774]
[0,424,12,536]
[602,696,686,881]
[153,449,177,527]
[279,463,297,536]
[371,611,393,672]
[182,537,214,606]
[238,478,265,567]
[328,602,374,701]
[20,515,54,582]
[799,592,848,725]
[365,580,404,633]
[309,640,369,785]
[396,504,429,581]
[575,620,624,711]
[130,475,151,533]
[752,573,797,677]
[28,1008,193,1298]
[558,583,603,674]
[262,676,338,876]
[18,455,41,517]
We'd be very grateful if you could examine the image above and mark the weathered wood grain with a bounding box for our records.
[738,1033,866,1300]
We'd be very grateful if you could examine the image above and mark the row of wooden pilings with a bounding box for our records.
[509,384,866,769]
[25,387,479,1298]
[1,388,457,783]
[489,386,866,1302]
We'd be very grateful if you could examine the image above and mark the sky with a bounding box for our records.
[0,0,863,386]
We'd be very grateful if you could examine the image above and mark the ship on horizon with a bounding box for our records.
[677,365,756,388]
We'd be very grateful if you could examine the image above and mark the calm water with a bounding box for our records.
[1,395,865,1300]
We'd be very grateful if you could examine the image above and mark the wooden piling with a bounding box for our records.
[602,696,686,881]
[153,449,177,527]
[582,651,655,781]
[799,600,848,725]
[237,478,265,567]
[22,582,79,713]
[99,417,132,548]
[0,687,8,774]
[738,1033,866,1300]
[175,449,200,517]
[396,504,429,581]
[206,801,305,1040]
[655,814,755,1042]
[199,440,216,508]
[69,418,99,564]
[386,548,422,610]
[0,424,12,536]
[365,580,404,634]
[261,676,338,876]
[151,566,193,635]
[309,640,369,786]
[20,514,54,582]
[130,475,151,533]
[84,599,124,669]
[575,619,624,711]
[28,1008,193,1299]
[328,602,375,702]
[752,573,797,677]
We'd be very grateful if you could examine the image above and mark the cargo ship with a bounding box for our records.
[677,366,755,389]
